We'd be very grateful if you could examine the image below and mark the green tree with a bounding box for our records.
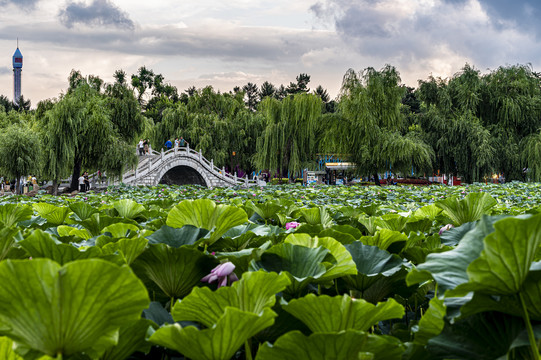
[331,65,434,184]
[0,95,13,113]
[41,77,137,194]
[243,82,259,111]
[255,93,322,178]
[0,123,41,194]
[287,73,311,94]
[259,81,276,100]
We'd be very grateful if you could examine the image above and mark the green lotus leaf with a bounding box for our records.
[406,215,502,293]
[0,258,149,359]
[113,199,146,219]
[173,271,290,327]
[358,215,379,235]
[102,237,148,265]
[80,213,138,237]
[435,192,497,226]
[101,223,140,239]
[150,307,275,360]
[413,297,446,345]
[0,227,22,261]
[427,312,535,360]
[218,224,282,251]
[146,225,209,247]
[283,294,404,333]
[319,224,362,244]
[375,214,408,232]
[132,244,218,299]
[0,336,23,360]
[69,202,98,221]
[317,228,356,244]
[166,199,248,246]
[284,234,357,281]
[19,229,102,265]
[31,203,70,226]
[413,204,443,221]
[57,225,92,240]
[453,215,541,296]
[360,229,407,251]
[404,218,433,234]
[343,242,403,296]
[439,221,477,246]
[250,243,330,295]
[0,204,33,228]
[100,319,154,360]
[246,200,283,222]
[522,267,541,320]
[256,330,404,360]
[299,207,333,228]
[143,301,174,326]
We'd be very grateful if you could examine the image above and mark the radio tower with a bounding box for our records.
[13,39,23,105]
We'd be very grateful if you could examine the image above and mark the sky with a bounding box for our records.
[1,0,541,104]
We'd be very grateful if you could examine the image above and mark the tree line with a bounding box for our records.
[1,63,540,193]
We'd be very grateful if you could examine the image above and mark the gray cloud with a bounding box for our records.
[442,0,541,34]
[0,22,335,63]
[310,0,541,77]
[59,0,134,30]
[0,0,39,10]
[0,66,11,75]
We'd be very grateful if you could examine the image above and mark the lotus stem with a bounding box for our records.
[170,296,175,311]
[245,338,253,360]
[518,292,540,359]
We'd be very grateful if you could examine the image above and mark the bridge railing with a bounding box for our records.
[120,145,264,187]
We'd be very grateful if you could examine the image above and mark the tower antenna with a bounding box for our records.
[17,37,18,48]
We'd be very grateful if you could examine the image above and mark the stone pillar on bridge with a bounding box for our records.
[199,150,202,162]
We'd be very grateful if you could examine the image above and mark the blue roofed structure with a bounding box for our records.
[13,47,23,68]
[13,45,22,104]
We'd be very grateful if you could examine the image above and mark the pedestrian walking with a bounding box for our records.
[138,139,144,155]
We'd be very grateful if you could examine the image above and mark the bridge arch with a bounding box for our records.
[153,158,212,187]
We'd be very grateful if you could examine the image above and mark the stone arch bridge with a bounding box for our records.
[117,146,264,188]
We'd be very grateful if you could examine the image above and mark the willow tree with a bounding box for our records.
[0,124,41,194]
[521,131,541,182]
[255,93,322,178]
[332,65,433,184]
[481,65,541,180]
[42,77,138,193]
[152,87,264,175]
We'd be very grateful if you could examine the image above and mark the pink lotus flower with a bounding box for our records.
[439,224,454,235]
[201,262,238,288]
[285,222,301,230]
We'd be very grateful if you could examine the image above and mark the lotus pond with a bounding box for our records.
[0,182,540,359]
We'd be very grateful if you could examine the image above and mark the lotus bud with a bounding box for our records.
[439,224,454,235]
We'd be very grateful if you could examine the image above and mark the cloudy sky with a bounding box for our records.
[1,0,540,104]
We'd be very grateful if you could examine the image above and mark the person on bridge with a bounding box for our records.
[165,139,172,150]
[179,137,188,147]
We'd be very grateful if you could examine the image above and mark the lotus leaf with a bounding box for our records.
[0,258,149,359]
[19,229,102,265]
[150,307,275,360]
[166,199,248,247]
[256,329,404,360]
[32,203,70,226]
[283,294,404,333]
[132,244,218,299]
[146,225,209,247]
[284,234,357,281]
[113,199,146,219]
[435,192,497,226]
[0,204,33,228]
[173,271,290,326]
